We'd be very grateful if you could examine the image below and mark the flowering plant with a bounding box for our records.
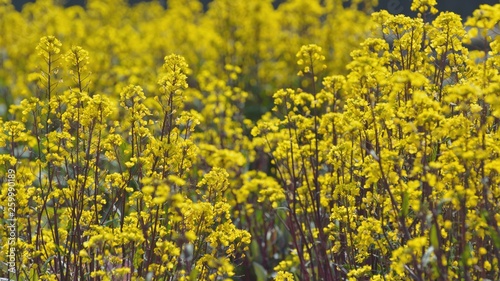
[1,0,499,280]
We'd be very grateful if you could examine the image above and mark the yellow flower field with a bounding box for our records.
[1,0,500,280]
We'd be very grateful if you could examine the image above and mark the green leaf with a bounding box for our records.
[252,262,268,281]
[430,224,439,248]
[189,268,200,281]
[488,225,500,248]
[250,239,262,263]
[460,243,473,268]
[401,191,409,217]
[431,144,439,162]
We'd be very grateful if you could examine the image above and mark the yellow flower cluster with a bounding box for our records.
[252,2,500,280]
[1,0,500,280]
[0,31,253,279]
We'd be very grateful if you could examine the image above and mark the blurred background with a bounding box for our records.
[11,0,500,20]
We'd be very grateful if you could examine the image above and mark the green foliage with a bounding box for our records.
[1,0,500,280]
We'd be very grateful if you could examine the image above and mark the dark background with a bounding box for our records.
[375,0,499,18]
[11,0,500,20]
